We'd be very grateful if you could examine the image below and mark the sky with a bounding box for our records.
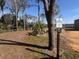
[0,0,79,24]
[57,0,79,24]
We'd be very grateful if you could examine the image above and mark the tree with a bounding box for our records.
[20,0,27,30]
[0,0,5,15]
[13,0,20,31]
[6,0,19,30]
[42,0,56,50]
[37,0,40,22]
[7,0,30,31]
[6,0,26,30]
[0,14,13,31]
[0,0,5,22]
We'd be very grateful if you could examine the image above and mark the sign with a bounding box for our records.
[56,17,63,59]
[56,17,63,28]
[17,18,20,20]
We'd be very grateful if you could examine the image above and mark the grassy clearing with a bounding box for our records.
[0,30,79,59]
[20,36,79,59]
[60,50,79,59]
[22,36,50,59]
[23,35,79,59]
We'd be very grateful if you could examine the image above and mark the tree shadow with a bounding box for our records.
[25,48,51,56]
[40,57,57,59]
[0,39,57,58]
[0,39,48,49]
[25,48,56,59]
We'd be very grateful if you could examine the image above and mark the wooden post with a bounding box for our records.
[56,28,61,59]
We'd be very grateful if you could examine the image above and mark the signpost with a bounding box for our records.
[17,18,20,21]
[56,17,63,59]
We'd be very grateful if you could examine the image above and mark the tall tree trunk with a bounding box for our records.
[47,12,55,50]
[38,0,40,22]
[23,18,26,30]
[14,0,18,31]
[25,18,28,30]
[48,20,54,50]
[23,15,28,30]
[2,10,4,29]
[42,0,56,51]
[16,14,18,31]
[1,9,4,21]
[2,10,4,17]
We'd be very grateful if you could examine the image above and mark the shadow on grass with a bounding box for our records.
[40,57,57,59]
[0,39,57,58]
[25,48,50,56]
[0,39,48,49]
[25,48,56,59]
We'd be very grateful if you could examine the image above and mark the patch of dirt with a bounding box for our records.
[0,31,49,59]
[0,31,28,40]
[0,31,32,59]
[61,31,79,52]
[0,30,79,59]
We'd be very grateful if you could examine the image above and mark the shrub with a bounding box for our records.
[32,22,44,36]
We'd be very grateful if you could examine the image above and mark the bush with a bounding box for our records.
[32,22,44,36]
